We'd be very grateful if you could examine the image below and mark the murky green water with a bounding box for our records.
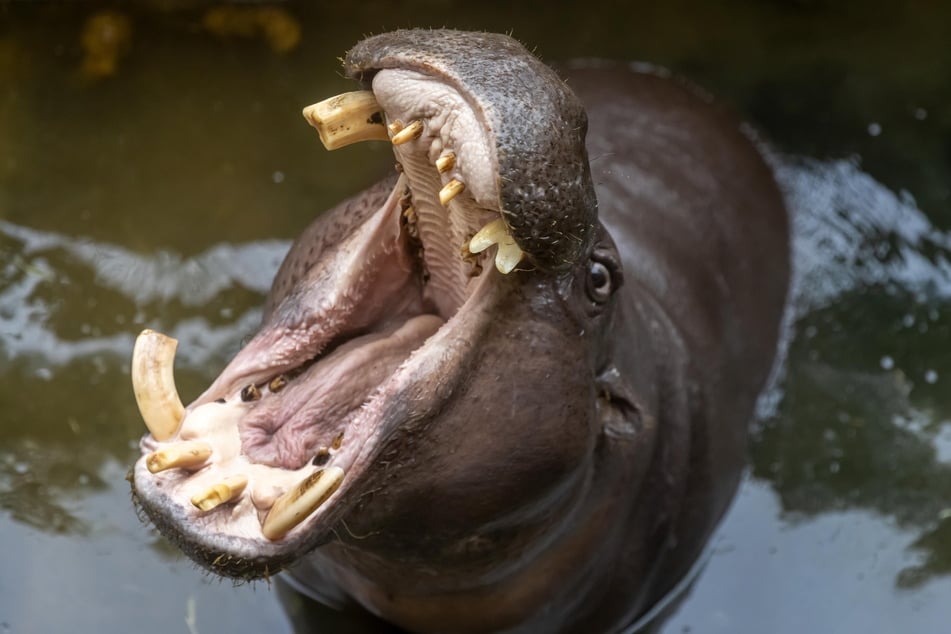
[2,2,950,632]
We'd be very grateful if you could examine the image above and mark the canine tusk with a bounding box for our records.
[132,329,185,441]
[302,91,388,150]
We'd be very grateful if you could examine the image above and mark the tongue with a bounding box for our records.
[237,314,443,470]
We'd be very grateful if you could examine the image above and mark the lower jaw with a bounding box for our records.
[131,266,499,576]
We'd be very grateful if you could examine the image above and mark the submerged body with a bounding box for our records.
[130,31,788,633]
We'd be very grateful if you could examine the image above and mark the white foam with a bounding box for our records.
[755,154,951,420]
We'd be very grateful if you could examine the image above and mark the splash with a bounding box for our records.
[0,220,289,369]
[755,155,951,419]
[779,156,951,312]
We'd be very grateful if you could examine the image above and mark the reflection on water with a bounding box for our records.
[1,2,950,633]
[661,156,951,632]
[0,437,102,534]
[667,156,951,632]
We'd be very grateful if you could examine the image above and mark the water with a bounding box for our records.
[2,2,950,632]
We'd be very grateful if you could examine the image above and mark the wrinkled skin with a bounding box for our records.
[131,30,789,634]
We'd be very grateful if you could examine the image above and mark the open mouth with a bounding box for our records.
[130,64,528,578]
[129,28,597,582]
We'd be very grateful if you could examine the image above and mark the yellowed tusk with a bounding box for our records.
[191,475,249,512]
[468,218,508,254]
[494,239,525,274]
[146,441,213,473]
[261,467,344,540]
[302,91,388,151]
[435,152,455,174]
[469,218,524,274]
[390,119,423,145]
[132,329,184,441]
[439,179,465,206]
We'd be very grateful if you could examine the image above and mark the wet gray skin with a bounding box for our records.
[131,30,789,633]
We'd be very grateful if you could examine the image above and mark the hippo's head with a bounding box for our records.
[131,29,637,629]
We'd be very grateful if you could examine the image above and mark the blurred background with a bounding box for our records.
[1,1,950,632]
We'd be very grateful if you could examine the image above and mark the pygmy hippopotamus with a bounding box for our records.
[129,29,789,633]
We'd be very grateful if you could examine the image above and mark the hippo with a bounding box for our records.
[129,29,789,633]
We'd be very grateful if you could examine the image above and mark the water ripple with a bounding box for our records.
[0,220,290,369]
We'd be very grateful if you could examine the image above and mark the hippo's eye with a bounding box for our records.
[586,260,613,303]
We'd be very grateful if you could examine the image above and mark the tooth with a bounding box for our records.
[387,120,404,135]
[439,179,465,206]
[191,475,249,512]
[494,239,525,274]
[468,218,507,253]
[469,219,525,274]
[146,441,213,473]
[435,152,455,174]
[240,384,261,402]
[390,119,423,145]
[132,329,185,441]
[261,467,344,541]
[302,91,388,151]
[268,375,287,393]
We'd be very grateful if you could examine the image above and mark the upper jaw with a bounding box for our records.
[344,29,598,271]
